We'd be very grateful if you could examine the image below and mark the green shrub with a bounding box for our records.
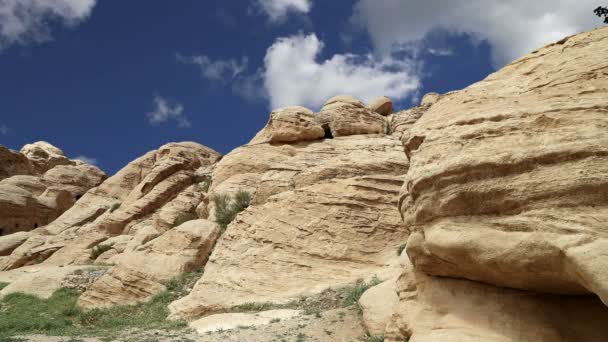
[342,276,382,307]
[363,335,385,342]
[214,190,251,231]
[90,244,113,260]
[109,202,121,213]
[396,244,406,256]
[233,302,272,312]
[0,282,9,290]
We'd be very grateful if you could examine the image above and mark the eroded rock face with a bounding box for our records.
[0,142,106,236]
[384,258,608,342]
[387,27,608,341]
[320,96,387,137]
[169,100,409,320]
[251,106,325,144]
[399,26,608,302]
[0,142,221,274]
[78,219,220,308]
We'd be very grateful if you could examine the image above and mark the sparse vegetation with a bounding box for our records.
[0,271,202,338]
[0,282,9,290]
[341,276,382,307]
[270,318,281,323]
[296,332,306,342]
[303,308,322,318]
[396,244,406,256]
[234,302,272,312]
[214,190,251,230]
[362,335,384,342]
[196,175,212,193]
[89,244,113,260]
[109,202,121,213]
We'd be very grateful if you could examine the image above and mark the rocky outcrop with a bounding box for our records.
[0,142,221,277]
[387,26,608,341]
[169,96,408,320]
[368,96,393,116]
[251,106,325,144]
[0,142,106,236]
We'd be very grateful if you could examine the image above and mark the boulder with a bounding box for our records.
[359,278,399,336]
[250,106,325,144]
[78,219,220,308]
[368,96,394,116]
[384,257,608,342]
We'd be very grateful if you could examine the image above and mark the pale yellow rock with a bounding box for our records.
[0,144,106,235]
[78,219,220,308]
[384,258,608,342]
[368,96,394,116]
[0,142,220,269]
[358,278,398,336]
[0,265,92,299]
[322,95,365,109]
[322,102,387,137]
[250,106,325,144]
[190,310,303,334]
[0,232,32,256]
[399,27,608,305]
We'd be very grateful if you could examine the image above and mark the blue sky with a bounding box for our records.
[0,0,602,174]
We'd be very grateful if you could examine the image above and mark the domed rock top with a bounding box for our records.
[368,96,393,116]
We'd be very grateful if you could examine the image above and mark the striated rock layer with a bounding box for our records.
[169,97,408,320]
[0,142,106,235]
[388,26,608,341]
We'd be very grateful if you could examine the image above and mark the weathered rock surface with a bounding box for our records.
[368,96,394,116]
[399,26,608,303]
[359,277,399,336]
[78,219,220,308]
[251,106,325,144]
[0,265,99,299]
[169,101,409,319]
[190,310,303,334]
[385,258,608,342]
[320,95,387,137]
[0,142,221,275]
[0,142,106,236]
[384,27,608,341]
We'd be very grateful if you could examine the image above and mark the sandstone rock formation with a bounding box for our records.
[368,96,394,116]
[169,96,408,320]
[386,26,608,341]
[0,142,106,236]
[0,142,223,310]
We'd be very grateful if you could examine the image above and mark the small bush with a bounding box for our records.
[233,302,272,312]
[363,335,385,342]
[214,190,251,230]
[109,202,121,213]
[0,282,9,290]
[396,244,406,256]
[89,244,113,260]
[342,276,382,307]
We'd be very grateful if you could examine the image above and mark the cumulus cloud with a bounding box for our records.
[0,0,96,50]
[147,96,190,128]
[74,155,97,165]
[263,33,420,109]
[352,0,600,66]
[256,0,312,22]
[176,53,248,82]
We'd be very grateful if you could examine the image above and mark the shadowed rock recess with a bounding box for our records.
[0,27,607,341]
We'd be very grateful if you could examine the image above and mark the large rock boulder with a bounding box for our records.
[388,26,608,341]
[0,142,106,236]
[78,219,220,308]
[168,105,409,320]
[250,106,325,144]
[320,95,387,137]
[368,96,394,116]
[385,257,608,342]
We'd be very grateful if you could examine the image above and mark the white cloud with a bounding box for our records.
[147,96,190,128]
[263,33,420,109]
[176,54,248,82]
[0,124,9,135]
[0,0,96,50]
[352,0,600,66]
[74,155,97,165]
[256,0,311,22]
